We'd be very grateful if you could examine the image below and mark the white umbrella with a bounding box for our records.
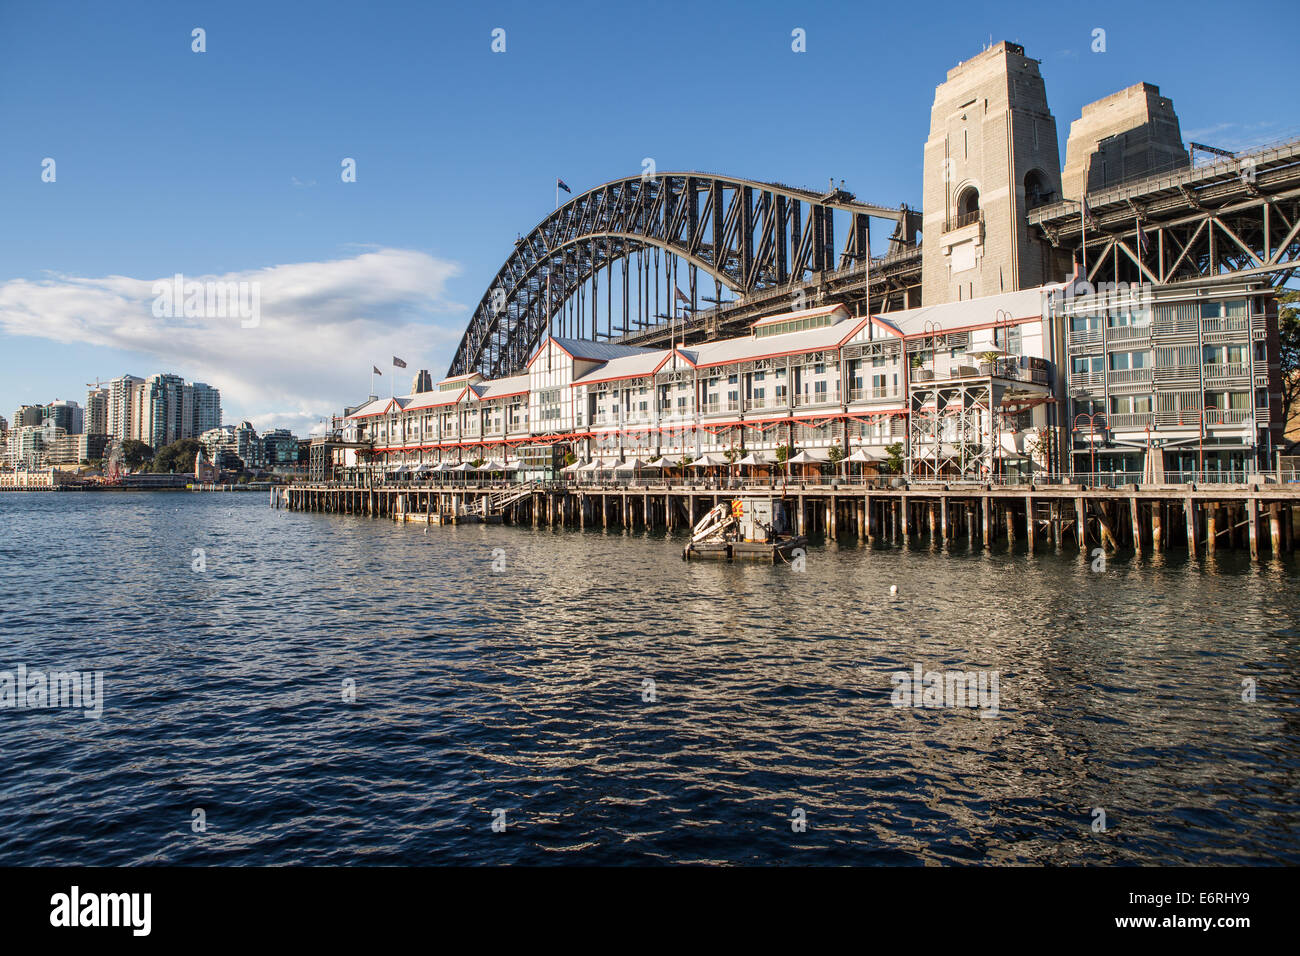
[561,460,585,474]
[646,457,673,468]
[736,451,769,466]
[690,453,728,468]
[477,459,508,472]
[578,459,603,472]
[786,450,818,465]
[615,458,649,471]
[846,448,879,463]
[450,462,475,472]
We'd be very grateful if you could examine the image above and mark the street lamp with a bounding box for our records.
[1073,412,1105,480]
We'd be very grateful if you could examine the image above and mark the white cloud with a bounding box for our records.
[0,249,467,433]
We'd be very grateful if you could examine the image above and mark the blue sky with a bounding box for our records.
[1,0,1295,434]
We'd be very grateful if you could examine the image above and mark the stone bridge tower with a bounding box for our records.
[921,42,1063,305]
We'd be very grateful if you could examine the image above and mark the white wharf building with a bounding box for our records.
[342,289,1066,481]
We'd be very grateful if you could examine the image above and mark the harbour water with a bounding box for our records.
[1,491,1297,865]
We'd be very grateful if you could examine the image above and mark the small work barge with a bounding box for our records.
[683,496,807,563]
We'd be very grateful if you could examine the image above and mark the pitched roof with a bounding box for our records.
[347,396,409,419]
[871,285,1066,336]
[570,349,676,386]
[529,337,658,367]
[471,374,530,400]
[679,312,871,369]
[750,303,848,328]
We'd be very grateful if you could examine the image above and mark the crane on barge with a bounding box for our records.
[683,496,806,563]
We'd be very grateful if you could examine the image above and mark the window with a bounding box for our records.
[1203,344,1246,364]
[1072,356,1104,374]
[1108,351,1148,370]
[1070,315,1102,333]
[955,186,979,220]
[538,388,561,423]
[1110,395,1153,414]
[1024,170,1052,208]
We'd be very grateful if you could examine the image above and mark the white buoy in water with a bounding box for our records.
[890,584,898,595]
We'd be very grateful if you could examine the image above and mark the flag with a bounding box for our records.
[1082,197,1095,226]
[372,365,382,376]
[557,178,571,194]
[392,356,407,369]
[1136,220,1149,258]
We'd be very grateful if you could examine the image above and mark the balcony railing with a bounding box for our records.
[944,210,981,232]
[1105,412,1154,429]
[1107,367,1152,385]
[848,387,900,402]
[1204,362,1248,380]
[1201,316,1251,334]
[1107,324,1151,342]
[792,387,841,407]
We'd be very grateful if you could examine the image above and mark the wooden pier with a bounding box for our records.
[279,481,1300,560]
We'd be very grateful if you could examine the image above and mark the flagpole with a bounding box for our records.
[1081,200,1088,276]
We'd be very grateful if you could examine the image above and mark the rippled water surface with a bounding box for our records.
[1,491,1297,865]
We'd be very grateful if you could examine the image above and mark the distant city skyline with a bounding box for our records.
[2,0,1296,435]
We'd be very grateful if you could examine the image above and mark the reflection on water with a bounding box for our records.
[0,492,1296,865]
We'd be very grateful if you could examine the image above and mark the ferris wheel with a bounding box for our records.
[104,439,125,484]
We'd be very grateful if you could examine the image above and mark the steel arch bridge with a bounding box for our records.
[448,173,917,379]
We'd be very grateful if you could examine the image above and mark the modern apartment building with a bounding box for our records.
[190,382,222,436]
[85,387,109,436]
[42,399,83,436]
[1054,279,1282,479]
[106,375,144,441]
[99,373,221,447]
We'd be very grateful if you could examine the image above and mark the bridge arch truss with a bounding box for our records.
[449,173,914,378]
